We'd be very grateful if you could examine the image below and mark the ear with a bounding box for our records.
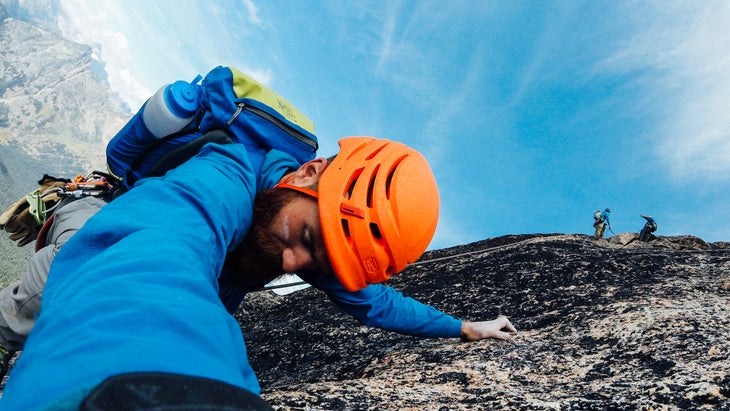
[285,158,328,188]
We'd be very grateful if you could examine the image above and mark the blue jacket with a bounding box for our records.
[0,143,460,410]
[306,274,461,338]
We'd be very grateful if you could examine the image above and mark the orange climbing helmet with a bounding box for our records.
[316,137,440,291]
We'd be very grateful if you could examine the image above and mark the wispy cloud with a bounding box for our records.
[375,14,396,74]
[59,0,152,109]
[243,0,261,26]
[600,1,730,182]
[370,4,494,146]
[58,0,278,109]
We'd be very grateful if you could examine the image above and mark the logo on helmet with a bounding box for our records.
[363,257,379,273]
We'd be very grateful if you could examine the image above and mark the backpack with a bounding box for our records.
[593,210,603,223]
[106,66,318,190]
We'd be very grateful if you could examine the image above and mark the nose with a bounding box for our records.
[282,247,315,273]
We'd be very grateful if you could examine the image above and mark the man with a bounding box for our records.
[0,137,515,409]
[593,208,612,239]
[639,214,657,242]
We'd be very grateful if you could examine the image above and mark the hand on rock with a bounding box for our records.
[460,316,517,341]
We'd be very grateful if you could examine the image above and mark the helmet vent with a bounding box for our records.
[369,222,382,239]
[345,168,364,200]
[341,219,351,238]
[385,156,407,199]
[366,165,379,208]
[365,143,387,160]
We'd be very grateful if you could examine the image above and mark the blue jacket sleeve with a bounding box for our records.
[303,273,462,338]
[0,143,265,410]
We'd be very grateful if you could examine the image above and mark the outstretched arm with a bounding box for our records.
[304,272,517,341]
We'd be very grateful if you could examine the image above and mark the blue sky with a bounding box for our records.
[57,0,730,249]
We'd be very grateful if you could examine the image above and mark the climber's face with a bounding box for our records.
[224,185,332,285]
[270,194,332,275]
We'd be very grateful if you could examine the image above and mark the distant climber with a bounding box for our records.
[593,208,612,239]
[639,214,657,242]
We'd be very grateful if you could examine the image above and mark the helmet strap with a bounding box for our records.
[274,174,319,199]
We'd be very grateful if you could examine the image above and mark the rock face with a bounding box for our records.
[0,233,727,408]
[0,6,129,175]
[238,234,730,410]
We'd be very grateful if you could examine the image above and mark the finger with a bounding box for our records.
[17,235,34,247]
[496,331,512,340]
[4,220,21,234]
[0,198,28,225]
[499,317,517,333]
[9,230,30,241]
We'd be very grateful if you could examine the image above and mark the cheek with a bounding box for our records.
[315,235,333,274]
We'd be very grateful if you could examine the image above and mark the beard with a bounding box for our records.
[222,187,305,288]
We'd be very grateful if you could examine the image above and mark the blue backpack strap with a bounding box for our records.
[144,129,233,179]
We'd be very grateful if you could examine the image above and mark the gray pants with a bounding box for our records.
[0,197,107,350]
[593,221,606,239]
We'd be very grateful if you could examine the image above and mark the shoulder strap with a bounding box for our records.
[35,214,55,252]
[144,129,233,178]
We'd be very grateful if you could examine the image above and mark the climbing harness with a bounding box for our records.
[43,171,118,213]
[33,172,120,252]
